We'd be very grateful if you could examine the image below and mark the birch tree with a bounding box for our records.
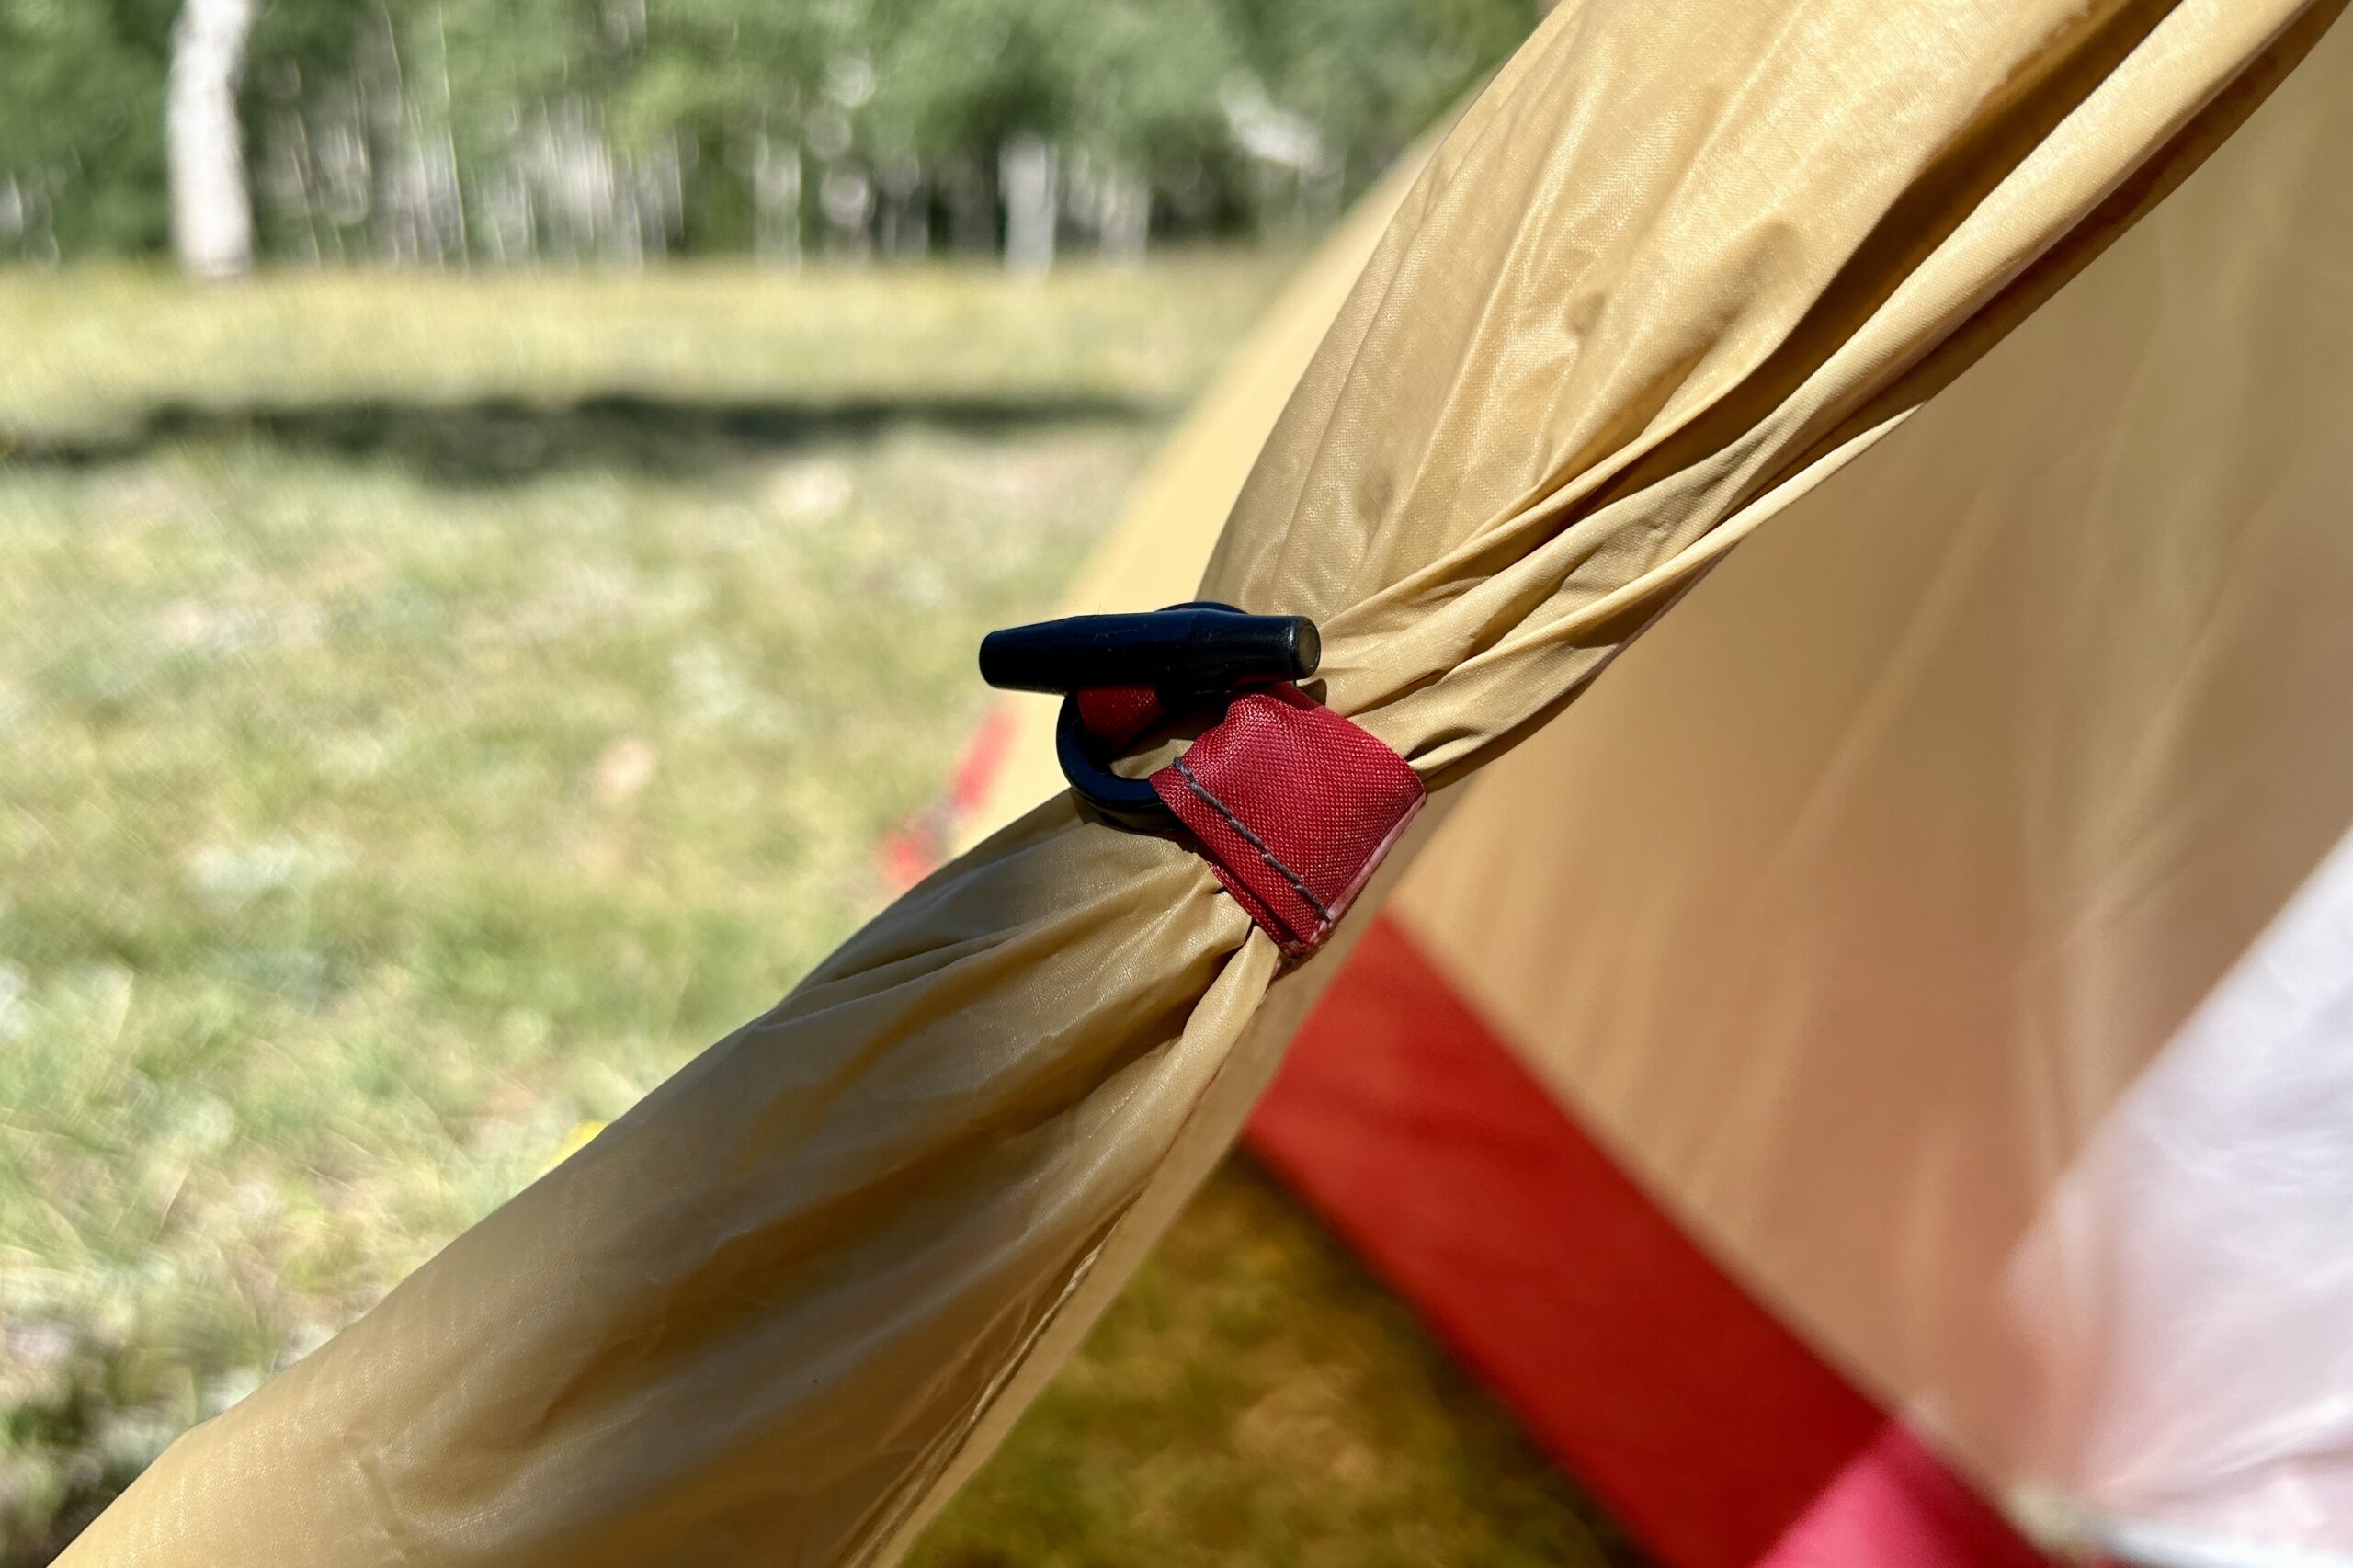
[166,0,257,277]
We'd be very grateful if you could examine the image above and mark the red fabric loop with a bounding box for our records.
[1077,683,1424,959]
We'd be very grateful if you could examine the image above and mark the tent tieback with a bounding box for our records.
[981,603,1423,959]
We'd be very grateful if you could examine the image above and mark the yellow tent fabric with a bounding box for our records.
[958,9,2353,1556]
[1385,9,2353,1549]
[63,0,2341,1563]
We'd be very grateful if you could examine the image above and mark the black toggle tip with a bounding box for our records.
[980,603,1320,696]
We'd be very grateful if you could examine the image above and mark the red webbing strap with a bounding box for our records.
[1074,684,1425,960]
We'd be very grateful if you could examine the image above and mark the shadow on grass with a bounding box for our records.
[0,392,1163,483]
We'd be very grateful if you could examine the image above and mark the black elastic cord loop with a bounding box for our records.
[1054,696,1177,828]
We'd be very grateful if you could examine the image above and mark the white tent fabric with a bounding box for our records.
[2008,828,2353,1564]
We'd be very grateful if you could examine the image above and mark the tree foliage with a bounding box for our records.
[0,0,1537,263]
[0,0,180,256]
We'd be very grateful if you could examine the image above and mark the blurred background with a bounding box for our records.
[0,1,1636,1562]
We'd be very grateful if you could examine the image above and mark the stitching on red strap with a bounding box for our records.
[1166,755,1337,926]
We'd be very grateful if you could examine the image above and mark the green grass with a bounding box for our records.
[0,260,1282,444]
[917,1162,1635,1568]
[0,260,1631,1566]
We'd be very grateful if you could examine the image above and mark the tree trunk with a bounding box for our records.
[1000,134,1058,278]
[166,0,258,278]
[1098,167,1149,265]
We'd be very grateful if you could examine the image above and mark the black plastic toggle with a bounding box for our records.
[980,604,1318,699]
[978,601,1323,828]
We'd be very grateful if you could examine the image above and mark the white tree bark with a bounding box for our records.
[166,0,259,278]
[1000,134,1058,278]
[753,136,804,267]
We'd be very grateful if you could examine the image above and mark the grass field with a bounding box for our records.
[0,260,1631,1566]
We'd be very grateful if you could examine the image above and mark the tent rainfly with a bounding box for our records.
[61,0,2353,1565]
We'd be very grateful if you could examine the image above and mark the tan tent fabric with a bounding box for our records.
[63,1,2340,1563]
[959,7,2353,1558]
[1395,6,2353,1544]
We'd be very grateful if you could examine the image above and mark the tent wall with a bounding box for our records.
[952,5,2353,1564]
[1252,915,2048,1568]
[1370,6,2353,1558]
